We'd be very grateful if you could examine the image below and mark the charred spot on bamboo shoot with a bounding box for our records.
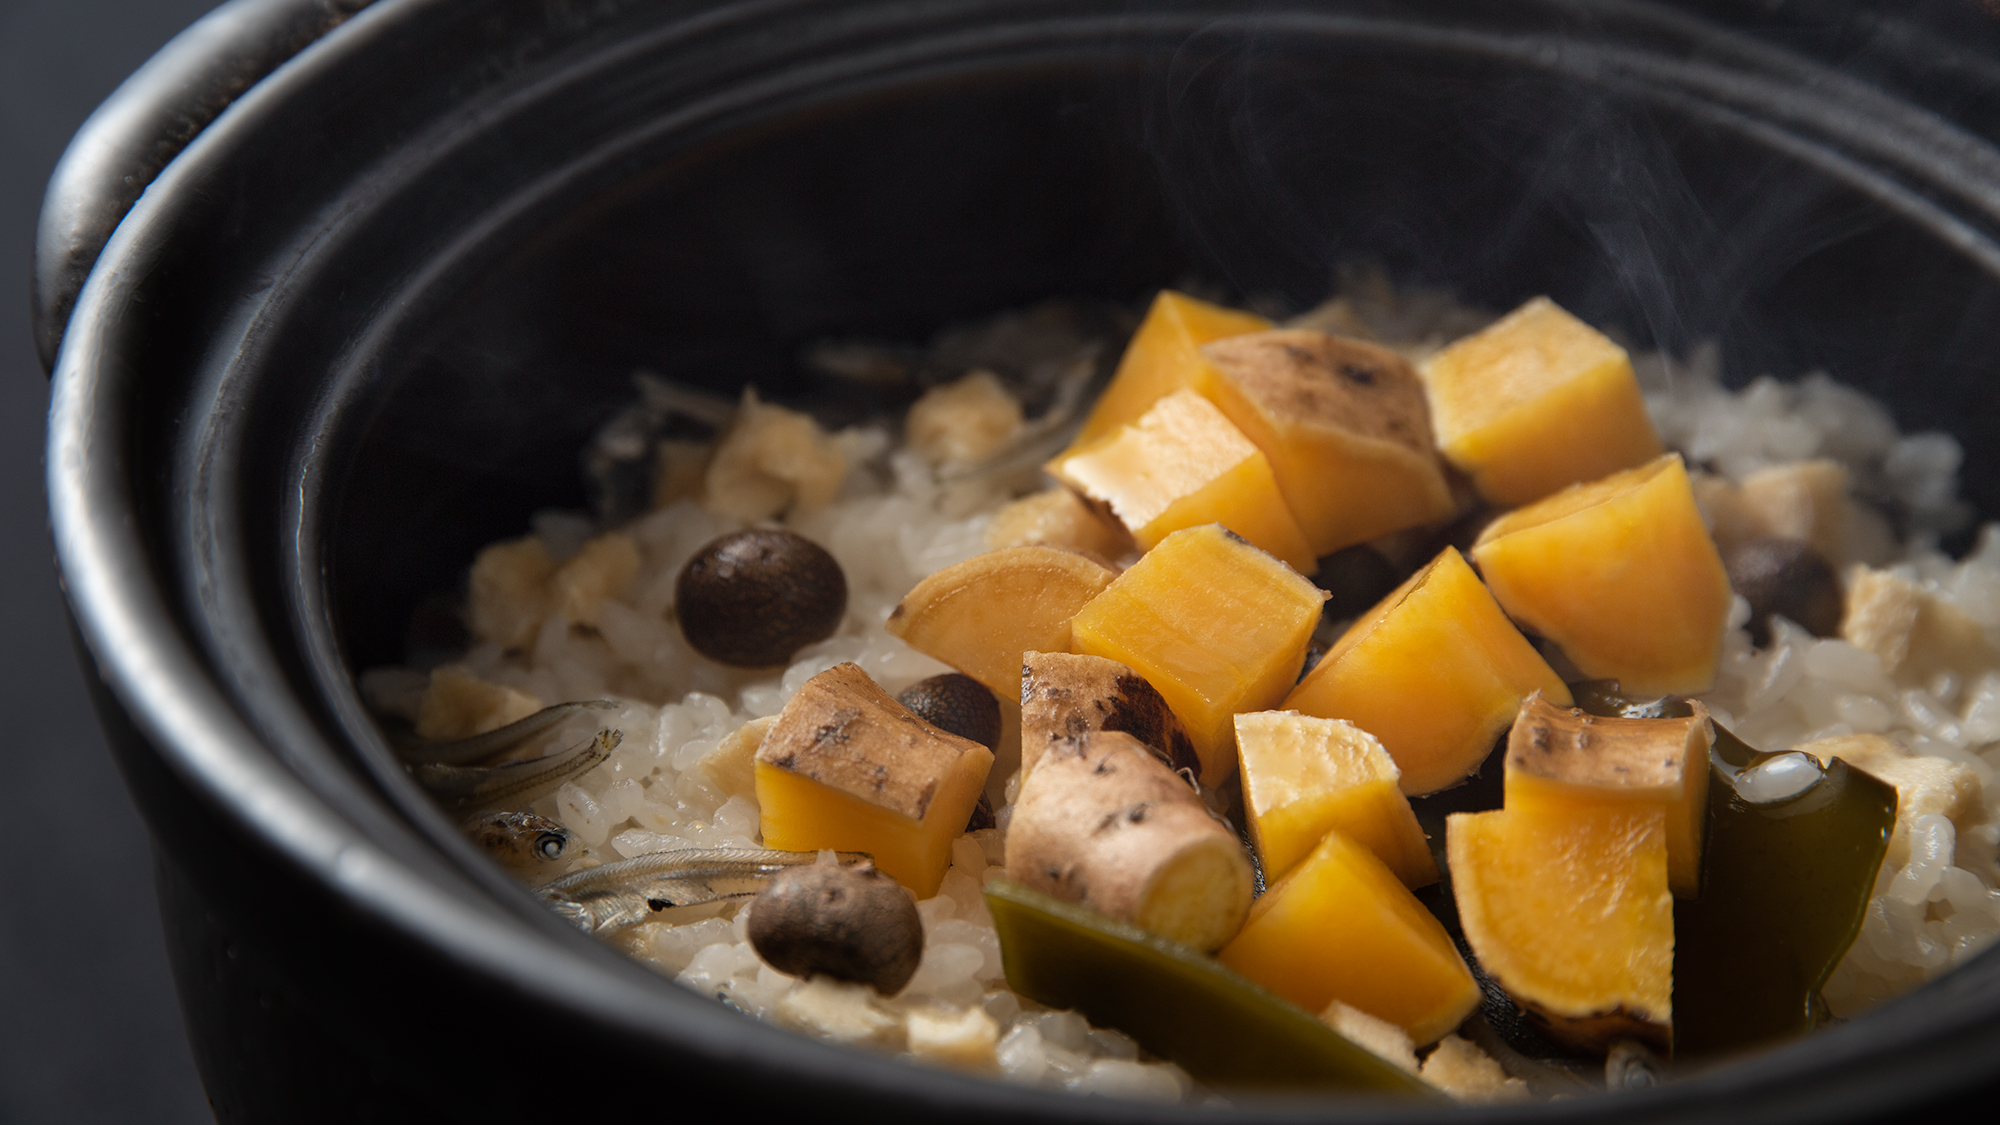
[676,529,847,666]
[897,673,1003,750]
[1721,536,1841,647]
[748,862,924,995]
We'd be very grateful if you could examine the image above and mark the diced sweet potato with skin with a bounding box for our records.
[1420,297,1663,507]
[1284,548,1570,796]
[885,546,1118,703]
[1235,711,1436,887]
[1504,693,1712,898]
[1018,651,1200,777]
[755,663,993,897]
[1007,731,1254,952]
[985,487,1132,558]
[1447,803,1673,1054]
[1218,829,1480,1045]
[1471,454,1732,698]
[1070,525,1327,786]
[1199,330,1457,556]
[1069,290,1271,448]
[1048,389,1316,573]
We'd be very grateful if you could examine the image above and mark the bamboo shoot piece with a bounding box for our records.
[1503,693,1712,898]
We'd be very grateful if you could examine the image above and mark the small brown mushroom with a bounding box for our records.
[675,529,847,666]
[896,673,1003,750]
[1721,536,1841,647]
[747,862,924,995]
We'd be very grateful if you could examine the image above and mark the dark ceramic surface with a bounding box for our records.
[39,1,2000,1120]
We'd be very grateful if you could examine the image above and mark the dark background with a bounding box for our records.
[2,0,219,1121]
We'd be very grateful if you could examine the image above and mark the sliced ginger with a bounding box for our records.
[1284,547,1570,795]
[755,663,992,897]
[1219,829,1480,1045]
[1504,693,1712,898]
[1447,801,1673,1053]
[1069,290,1271,447]
[1420,296,1663,507]
[1006,731,1254,952]
[1234,711,1435,887]
[1472,453,1732,698]
[1048,389,1316,573]
[1200,329,1457,556]
[885,545,1118,703]
[985,487,1131,558]
[1070,524,1326,786]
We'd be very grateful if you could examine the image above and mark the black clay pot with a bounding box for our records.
[40,1,2000,1121]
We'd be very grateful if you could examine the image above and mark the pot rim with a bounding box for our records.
[44,1,2000,1119]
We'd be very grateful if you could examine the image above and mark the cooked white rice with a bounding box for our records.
[360,285,1999,1097]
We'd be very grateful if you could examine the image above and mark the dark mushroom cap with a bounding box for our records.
[747,863,924,995]
[1722,536,1843,647]
[675,529,847,666]
[897,673,1003,751]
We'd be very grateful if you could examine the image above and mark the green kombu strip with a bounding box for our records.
[1572,682,1896,1058]
[983,880,1438,1096]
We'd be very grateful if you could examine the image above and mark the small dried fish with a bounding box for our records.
[535,848,870,935]
[414,728,620,811]
[462,810,572,873]
[393,700,621,766]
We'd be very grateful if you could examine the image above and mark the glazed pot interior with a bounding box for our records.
[91,0,2000,1118]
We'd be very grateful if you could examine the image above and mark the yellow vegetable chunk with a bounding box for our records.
[1200,330,1457,556]
[755,663,993,897]
[885,546,1118,702]
[1283,548,1570,795]
[1070,525,1326,786]
[1070,290,1271,448]
[1218,830,1479,1045]
[1048,390,1316,573]
[1470,453,1732,698]
[1447,802,1673,1053]
[1504,693,1712,898]
[1234,712,1436,887]
[1420,297,1663,507]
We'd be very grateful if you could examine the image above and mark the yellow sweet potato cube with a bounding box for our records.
[1234,711,1436,887]
[1283,547,1570,795]
[1503,693,1712,898]
[1218,830,1480,1045]
[1200,330,1458,556]
[755,663,992,897]
[1069,290,1271,447]
[1069,524,1326,786]
[1420,297,1663,507]
[1446,801,1674,1053]
[1048,390,1316,574]
[1470,453,1732,697]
